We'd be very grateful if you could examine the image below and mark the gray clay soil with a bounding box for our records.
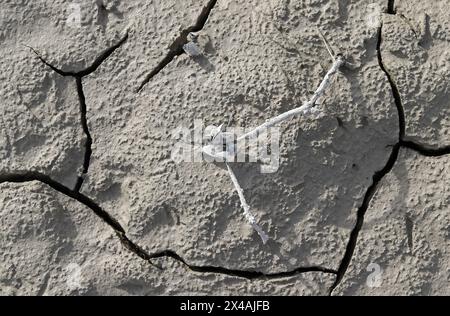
[0,0,448,295]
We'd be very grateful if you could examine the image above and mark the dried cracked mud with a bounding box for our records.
[0,0,448,296]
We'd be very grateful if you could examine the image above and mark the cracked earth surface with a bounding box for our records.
[0,0,448,295]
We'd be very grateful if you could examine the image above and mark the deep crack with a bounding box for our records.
[150,250,337,280]
[329,7,450,293]
[0,172,157,266]
[21,22,337,283]
[26,33,129,191]
[329,143,401,294]
[137,0,218,92]
[77,33,129,77]
[387,0,396,15]
[400,140,450,157]
[74,77,92,192]
[329,23,406,295]
[0,172,336,280]
[0,172,125,234]
[17,0,448,292]
[376,26,406,140]
[26,33,129,78]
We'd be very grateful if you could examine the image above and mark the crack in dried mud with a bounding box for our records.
[26,33,129,191]
[150,250,337,279]
[329,22,405,295]
[137,0,217,92]
[26,33,129,78]
[12,0,449,293]
[74,77,92,192]
[400,140,450,157]
[329,144,401,294]
[14,1,339,283]
[330,8,450,294]
[0,171,337,279]
[387,0,397,15]
[0,172,126,234]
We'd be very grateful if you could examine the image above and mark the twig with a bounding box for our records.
[237,55,344,141]
[200,43,345,244]
[201,54,345,161]
[318,29,336,61]
[226,163,269,244]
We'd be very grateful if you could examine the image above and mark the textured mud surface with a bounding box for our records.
[0,0,448,295]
